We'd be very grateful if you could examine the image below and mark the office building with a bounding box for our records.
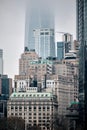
[19,50,39,75]
[24,0,54,50]
[0,75,12,98]
[0,75,12,118]
[73,40,79,51]
[0,49,3,75]
[41,74,78,116]
[62,33,73,57]
[18,58,53,82]
[0,96,7,118]
[14,78,38,93]
[77,0,87,127]
[33,28,55,59]
[57,42,64,60]
[7,92,58,130]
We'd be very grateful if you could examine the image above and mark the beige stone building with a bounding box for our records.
[19,50,39,75]
[16,58,53,82]
[42,74,78,116]
[7,92,58,130]
[27,59,53,81]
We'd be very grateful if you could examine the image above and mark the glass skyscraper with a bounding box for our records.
[24,0,54,51]
[57,42,64,60]
[77,0,87,128]
[33,28,55,59]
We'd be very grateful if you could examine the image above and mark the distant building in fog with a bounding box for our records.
[33,28,55,59]
[34,28,55,59]
[24,0,54,50]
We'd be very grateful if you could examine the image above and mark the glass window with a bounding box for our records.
[40,32,44,35]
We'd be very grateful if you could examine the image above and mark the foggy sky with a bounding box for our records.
[0,0,76,79]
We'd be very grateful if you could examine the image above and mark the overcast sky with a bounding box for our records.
[0,0,76,79]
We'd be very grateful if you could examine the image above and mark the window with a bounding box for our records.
[29,113,31,115]
[45,32,49,35]
[15,106,18,110]
[11,113,13,115]
[11,106,14,109]
[29,107,31,109]
[43,113,45,116]
[39,107,41,109]
[34,113,36,115]
[22,95,24,97]
[43,107,45,110]
[40,32,44,35]
[34,107,36,110]
[15,113,18,116]
[19,106,22,110]
[24,106,27,110]
[19,113,22,115]
[47,107,50,110]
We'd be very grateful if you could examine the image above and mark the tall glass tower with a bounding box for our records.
[77,0,87,128]
[24,0,54,51]
[33,28,55,59]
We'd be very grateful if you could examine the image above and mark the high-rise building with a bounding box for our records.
[62,33,73,57]
[0,49,3,75]
[57,42,64,60]
[33,28,55,59]
[77,0,87,128]
[24,0,54,50]
[0,75,12,98]
[19,50,39,75]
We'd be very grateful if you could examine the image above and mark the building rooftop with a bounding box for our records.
[10,92,54,99]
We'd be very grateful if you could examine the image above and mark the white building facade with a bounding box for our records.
[7,92,58,130]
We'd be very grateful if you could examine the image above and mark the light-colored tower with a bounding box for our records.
[24,0,54,50]
[0,49,3,75]
[33,28,55,59]
[19,50,39,75]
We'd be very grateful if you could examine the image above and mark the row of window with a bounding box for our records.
[10,106,51,110]
[9,102,51,105]
[10,113,50,119]
[13,94,50,97]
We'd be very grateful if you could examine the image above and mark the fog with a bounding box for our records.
[25,0,76,44]
[0,0,76,78]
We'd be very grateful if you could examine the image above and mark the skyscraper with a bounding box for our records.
[33,28,55,59]
[0,75,12,98]
[57,42,64,60]
[62,33,73,57]
[77,0,87,128]
[24,0,54,51]
[0,49,3,75]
